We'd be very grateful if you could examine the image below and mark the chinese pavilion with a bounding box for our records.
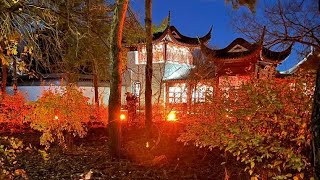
[200,37,292,88]
[125,24,212,105]
[125,25,292,107]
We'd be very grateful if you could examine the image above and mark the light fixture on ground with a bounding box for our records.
[120,113,126,121]
[167,111,177,122]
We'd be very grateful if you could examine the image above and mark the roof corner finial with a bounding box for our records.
[196,36,201,44]
[260,26,266,45]
[168,10,171,27]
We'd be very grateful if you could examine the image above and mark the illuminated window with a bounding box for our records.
[168,83,187,103]
[166,44,192,65]
[138,43,164,64]
[192,84,213,103]
[133,81,141,97]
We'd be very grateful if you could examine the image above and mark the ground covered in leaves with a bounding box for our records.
[2,123,249,180]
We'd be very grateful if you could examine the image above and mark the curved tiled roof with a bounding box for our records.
[214,38,256,52]
[153,26,212,46]
[262,45,292,61]
[280,48,319,74]
[200,43,259,61]
[201,38,292,63]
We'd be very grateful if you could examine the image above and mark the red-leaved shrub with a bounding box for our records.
[0,92,29,131]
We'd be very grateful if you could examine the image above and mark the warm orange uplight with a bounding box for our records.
[54,115,59,120]
[146,142,150,148]
[120,114,126,121]
[167,111,177,122]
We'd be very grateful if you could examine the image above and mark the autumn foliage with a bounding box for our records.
[90,105,108,127]
[0,92,29,131]
[0,137,25,179]
[28,85,91,150]
[178,76,314,178]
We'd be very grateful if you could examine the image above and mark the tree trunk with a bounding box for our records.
[93,62,99,107]
[0,45,5,95]
[1,63,7,95]
[145,0,153,129]
[63,131,74,153]
[311,64,320,179]
[0,55,2,96]
[13,57,17,93]
[108,0,128,158]
[224,152,229,180]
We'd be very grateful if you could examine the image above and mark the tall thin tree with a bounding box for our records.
[108,0,129,158]
[312,64,320,179]
[145,0,153,129]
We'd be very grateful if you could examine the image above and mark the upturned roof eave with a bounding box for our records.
[201,38,292,63]
[152,25,212,47]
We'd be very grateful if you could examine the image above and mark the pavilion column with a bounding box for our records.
[187,82,193,113]
[165,82,169,106]
[164,41,168,61]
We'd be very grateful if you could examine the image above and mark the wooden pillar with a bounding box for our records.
[164,41,168,61]
[187,82,193,113]
[165,82,169,104]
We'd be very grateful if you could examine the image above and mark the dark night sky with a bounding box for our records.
[130,0,298,72]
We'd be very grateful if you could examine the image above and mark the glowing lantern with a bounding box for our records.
[120,113,126,121]
[146,142,150,148]
[54,115,59,120]
[167,111,177,122]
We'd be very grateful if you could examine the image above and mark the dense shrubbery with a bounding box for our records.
[90,105,108,127]
[178,76,314,179]
[0,86,108,149]
[0,137,25,179]
[0,92,29,131]
[28,85,91,150]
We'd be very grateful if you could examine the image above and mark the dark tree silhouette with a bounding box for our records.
[145,0,153,130]
[108,0,129,158]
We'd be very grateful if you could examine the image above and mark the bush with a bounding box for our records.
[28,84,91,150]
[0,136,25,179]
[90,105,108,127]
[178,77,313,179]
[0,92,29,131]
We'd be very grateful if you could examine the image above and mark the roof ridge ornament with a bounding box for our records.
[197,36,201,44]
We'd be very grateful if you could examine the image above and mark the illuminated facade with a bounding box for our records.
[125,26,292,108]
[200,37,292,90]
[125,25,212,106]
